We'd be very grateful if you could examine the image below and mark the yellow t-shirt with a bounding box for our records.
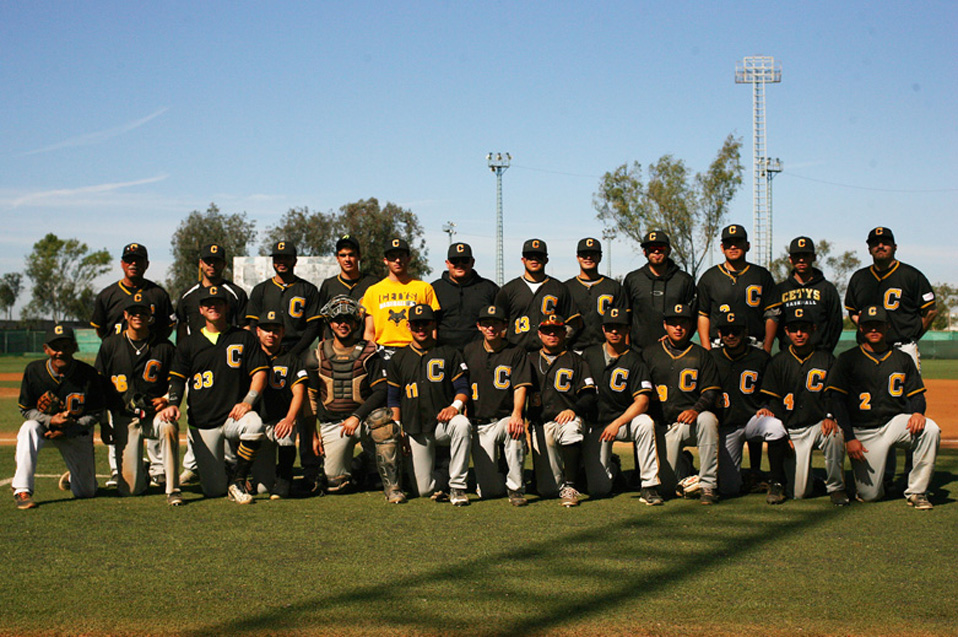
[361,278,441,346]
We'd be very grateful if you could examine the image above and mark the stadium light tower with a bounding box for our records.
[442,221,457,245]
[735,56,782,268]
[487,152,511,286]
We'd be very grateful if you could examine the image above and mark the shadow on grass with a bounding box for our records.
[184,498,847,636]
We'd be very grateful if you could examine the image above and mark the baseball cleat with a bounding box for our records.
[559,485,580,507]
[15,491,37,510]
[385,490,408,504]
[178,469,199,485]
[58,471,71,492]
[699,486,717,505]
[508,489,529,507]
[227,483,254,505]
[766,482,786,505]
[906,493,933,510]
[676,475,702,498]
[450,488,470,507]
[430,490,449,503]
[639,487,664,506]
[105,472,119,488]
[270,477,291,500]
[829,491,850,507]
[150,474,166,488]
[325,476,352,494]
[167,490,184,507]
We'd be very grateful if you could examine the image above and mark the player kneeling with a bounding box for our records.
[158,287,269,504]
[757,307,847,505]
[387,304,473,505]
[581,308,662,505]
[13,325,103,509]
[826,305,940,510]
[463,305,532,506]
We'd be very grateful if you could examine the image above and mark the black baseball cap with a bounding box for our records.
[408,304,435,322]
[335,235,361,253]
[385,237,410,255]
[663,303,694,319]
[721,225,748,242]
[122,243,148,260]
[859,305,889,325]
[538,314,566,329]
[200,243,226,261]
[44,324,76,346]
[788,237,815,254]
[783,306,815,326]
[717,311,746,332]
[478,305,507,322]
[522,238,548,256]
[270,241,298,257]
[199,286,231,305]
[448,242,473,260]
[124,293,152,313]
[257,307,285,327]
[641,230,671,248]
[602,308,629,326]
[576,237,601,254]
[867,227,895,245]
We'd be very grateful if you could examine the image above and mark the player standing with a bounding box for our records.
[432,242,499,351]
[643,304,722,504]
[462,305,532,506]
[565,237,627,352]
[622,231,697,349]
[826,305,940,509]
[176,243,248,342]
[13,325,104,509]
[580,308,662,504]
[317,235,378,338]
[158,287,269,504]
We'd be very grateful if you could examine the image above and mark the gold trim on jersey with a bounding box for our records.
[787,346,815,365]
[868,260,899,281]
[718,263,751,283]
[859,346,893,365]
[658,340,693,361]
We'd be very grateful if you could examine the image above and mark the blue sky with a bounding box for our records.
[2,1,955,311]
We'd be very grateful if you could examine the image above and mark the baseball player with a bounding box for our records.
[760,306,847,505]
[362,238,441,351]
[696,224,777,352]
[94,294,181,505]
[580,308,662,504]
[566,237,628,352]
[527,314,597,507]
[496,239,581,353]
[768,237,843,353]
[90,242,176,487]
[317,235,378,338]
[304,296,401,502]
[709,311,771,498]
[462,305,532,506]
[643,303,722,504]
[826,305,940,509]
[432,242,499,351]
[386,304,472,505]
[13,325,104,509]
[158,286,269,504]
[250,308,314,500]
[622,230,697,349]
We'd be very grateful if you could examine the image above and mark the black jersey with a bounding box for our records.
[565,275,628,351]
[170,327,269,429]
[463,339,532,421]
[769,269,843,352]
[18,358,104,424]
[495,276,578,352]
[844,261,936,344]
[826,345,924,431]
[246,275,321,350]
[527,349,596,423]
[318,273,378,306]
[91,279,175,339]
[580,344,653,424]
[432,270,500,351]
[176,281,249,340]
[94,333,176,415]
[387,344,469,435]
[304,339,387,423]
[259,348,307,424]
[622,260,697,349]
[697,263,776,343]
[710,346,769,427]
[761,347,834,430]
[643,340,722,424]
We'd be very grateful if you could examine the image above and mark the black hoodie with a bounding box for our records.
[431,270,500,350]
[622,259,697,349]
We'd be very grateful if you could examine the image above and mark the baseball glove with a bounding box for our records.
[36,390,63,415]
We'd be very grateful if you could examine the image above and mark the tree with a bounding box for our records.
[931,282,957,331]
[594,134,744,279]
[167,203,257,295]
[260,206,337,256]
[768,239,861,297]
[23,234,111,321]
[0,272,22,320]
[333,198,430,280]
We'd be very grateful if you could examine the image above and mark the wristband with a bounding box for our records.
[243,389,260,405]
[451,399,464,412]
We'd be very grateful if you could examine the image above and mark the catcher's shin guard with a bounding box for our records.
[366,408,403,500]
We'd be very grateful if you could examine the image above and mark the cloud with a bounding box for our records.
[23,107,169,156]
[8,174,170,208]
